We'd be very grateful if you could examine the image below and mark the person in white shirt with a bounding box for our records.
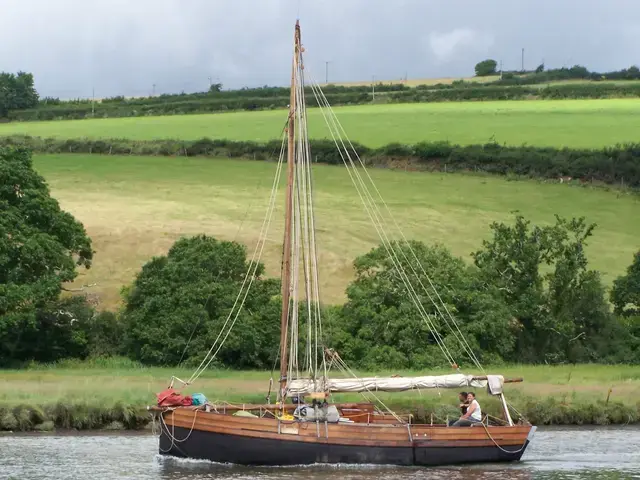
[452,392,482,426]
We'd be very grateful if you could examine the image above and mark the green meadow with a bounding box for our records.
[3,99,640,148]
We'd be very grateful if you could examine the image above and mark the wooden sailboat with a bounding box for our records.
[150,20,536,466]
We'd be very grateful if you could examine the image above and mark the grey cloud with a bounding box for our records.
[0,0,639,98]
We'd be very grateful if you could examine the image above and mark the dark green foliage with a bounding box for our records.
[10,91,371,121]
[3,135,640,188]
[390,85,539,102]
[611,251,640,317]
[492,64,640,86]
[121,235,281,367]
[0,147,94,365]
[329,242,514,369]
[475,59,498,76]
[472,215,629,363]
[86,310,124,357]
[0,293,120,365]
[20,296,92,363]
[0,71,39,117]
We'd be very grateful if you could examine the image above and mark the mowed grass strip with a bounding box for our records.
[4,99,640,148]
[34,153,640,310]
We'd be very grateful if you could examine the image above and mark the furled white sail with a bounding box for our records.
[287,374,502,395]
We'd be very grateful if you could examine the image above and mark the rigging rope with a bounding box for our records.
[187,133,287,385]
[307,73,484,372]
[306,79,457,368]
[176,161,270,367]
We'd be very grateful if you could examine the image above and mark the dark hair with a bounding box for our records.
[468,392,476,398]
[459,391,468,397]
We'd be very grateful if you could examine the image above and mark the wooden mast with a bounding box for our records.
[279,20,301,402]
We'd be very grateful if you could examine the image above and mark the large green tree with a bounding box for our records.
[611,250,640,317]
[0,71,39,117]
[610,251,640,363]
[472,214,614,363]
[0,147,93,364]
[474,59,498,76]
[122,235,281,368]
[329,242,514,370]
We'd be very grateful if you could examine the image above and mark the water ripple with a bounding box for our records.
[1,426,639,480]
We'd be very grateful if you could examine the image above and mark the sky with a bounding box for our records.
[1,0,639,99]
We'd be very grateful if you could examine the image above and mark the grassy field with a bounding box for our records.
[34,153,640,310]
[4,361,637,407]
[4,99,640,148]
[1,360,639,429]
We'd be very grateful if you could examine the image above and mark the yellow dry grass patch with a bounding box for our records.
[52,179,363,309]
[323,76,500,87]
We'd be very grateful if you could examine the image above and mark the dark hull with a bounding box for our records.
[159,424,532,467]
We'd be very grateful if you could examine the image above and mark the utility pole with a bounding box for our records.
[208,76,212,88]
[325,61,331,84]
[521,48,525,72]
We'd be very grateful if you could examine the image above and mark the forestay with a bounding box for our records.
[287,374,503,395]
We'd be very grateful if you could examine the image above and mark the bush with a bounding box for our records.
[121,235,281,367]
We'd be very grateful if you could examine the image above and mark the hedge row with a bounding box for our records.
[2,135,639,187]
[38,83,410,107]
[9,92,370,122]
[396,82,640,102]
[35,65,640,109]
[11,82,640,122]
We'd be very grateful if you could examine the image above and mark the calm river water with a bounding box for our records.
[1,427,639,480]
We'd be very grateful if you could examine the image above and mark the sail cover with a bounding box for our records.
[287,374,501,395]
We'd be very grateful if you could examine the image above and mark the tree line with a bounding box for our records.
[1,147,639,368]
[4,63,640,121]
[10,83,640,122]
[3,135,639,188]
[475,59,640,85]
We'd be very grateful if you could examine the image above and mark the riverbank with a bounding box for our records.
[1,360,638,431]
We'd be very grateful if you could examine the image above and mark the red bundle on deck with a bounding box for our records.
[157,387,193,406]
